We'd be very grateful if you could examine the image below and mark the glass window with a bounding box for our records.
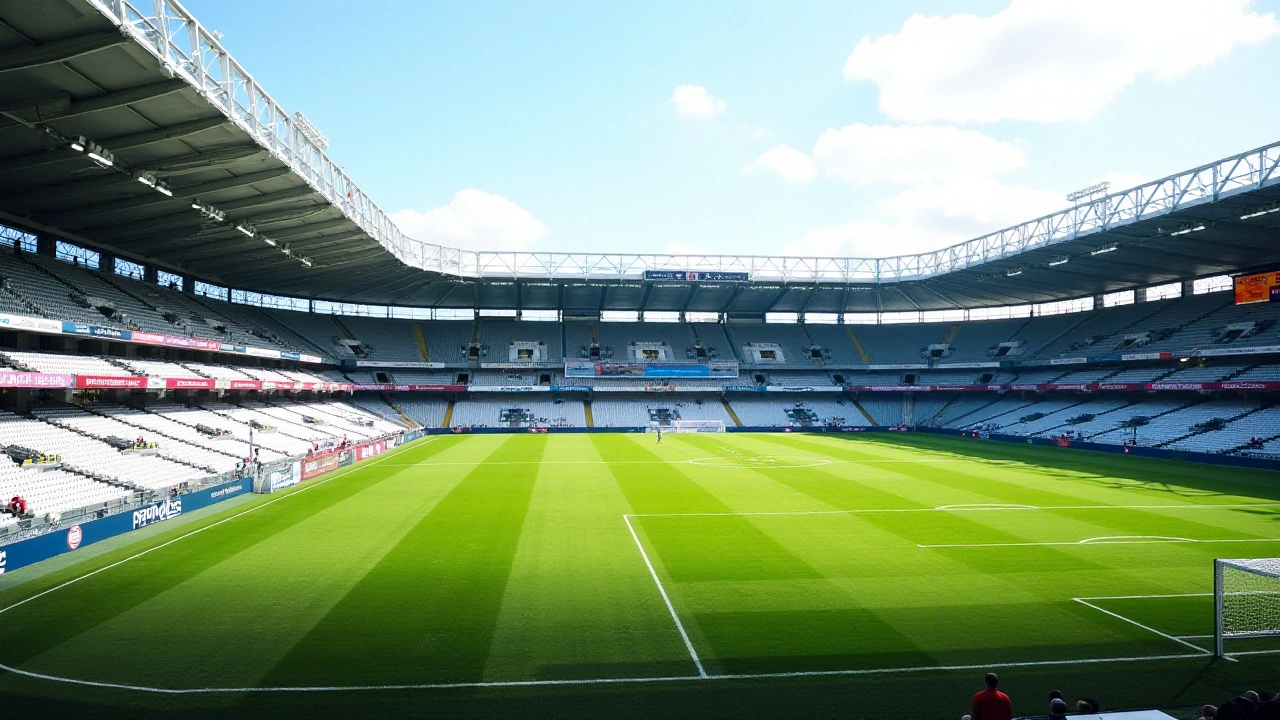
[1103,290,1135,307]
[156,271,183,291]
[1144,282,1182,301]
[601,310,639,322]
[55,240,100,269]
[765,312,799,324]
[1193,276,1232,294]
[194,281,228,302]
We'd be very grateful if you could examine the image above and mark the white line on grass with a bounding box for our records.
[920,536,1280,549]
[621,515,707,678]
[1072,598,1214,657]
[0,651,1214,695]
[0,438,434,619]
[630,502,1280,519]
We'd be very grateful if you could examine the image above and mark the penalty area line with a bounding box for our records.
[622,515,707,678]
[1072,598,1215,658]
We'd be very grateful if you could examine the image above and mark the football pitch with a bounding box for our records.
[1,431,1278,718]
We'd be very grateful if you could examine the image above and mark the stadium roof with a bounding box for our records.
[1,0,1280,314]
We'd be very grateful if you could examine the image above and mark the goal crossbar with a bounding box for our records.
[1215,558,1280,657]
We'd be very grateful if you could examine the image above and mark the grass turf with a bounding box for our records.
[0,431,1278,718]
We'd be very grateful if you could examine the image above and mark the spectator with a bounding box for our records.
[1255,698,1280,720]
[1076,697,1100,714]
[971,673,1013,720]
[1048,697,1069,720]
[1199,703,1217,720]
[1215,696,1256,720]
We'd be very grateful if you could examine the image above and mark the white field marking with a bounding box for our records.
[1072,598,1213,656]
[0,652,1214,694]
[372,458,967,468]
[1224,648,1280,657]
[919,536,1280,549]
[1080,593,1210,601]
[686,456,834,469]
[622,514,707,678]
[934,503,1039,511]
[0,438,435,618]
[628,502,1280,519]
[1175,635,1215,640]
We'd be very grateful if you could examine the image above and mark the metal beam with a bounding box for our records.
[0,79,190,124]
[0,31,128,73]
[0,116,227,174]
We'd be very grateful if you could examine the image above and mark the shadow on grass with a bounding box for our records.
[831,432,1280,503]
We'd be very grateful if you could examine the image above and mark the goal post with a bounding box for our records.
[647,420,725,433]
[1215,558,1280,657]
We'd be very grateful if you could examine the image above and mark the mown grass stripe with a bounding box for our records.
[256,435,547,686]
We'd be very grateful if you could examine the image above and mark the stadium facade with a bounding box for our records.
[2,0,1280,547]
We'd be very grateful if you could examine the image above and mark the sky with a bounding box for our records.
[179,0,1280,260]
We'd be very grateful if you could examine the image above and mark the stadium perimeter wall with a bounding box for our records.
[0,430,430,576]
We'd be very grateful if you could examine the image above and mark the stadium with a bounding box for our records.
[0,0,1278,718]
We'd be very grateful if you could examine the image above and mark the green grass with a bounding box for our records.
[0,431,1278,718]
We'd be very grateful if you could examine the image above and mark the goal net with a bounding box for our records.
[1215,558,1280,657]
[648,420,725,433]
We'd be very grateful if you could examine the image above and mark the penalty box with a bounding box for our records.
[624,505,1280,674]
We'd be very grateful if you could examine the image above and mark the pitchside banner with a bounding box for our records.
[0,479,251,575]
[564,359,738,378]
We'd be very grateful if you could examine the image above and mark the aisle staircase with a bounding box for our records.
[442,399,455,428]
[845,327,872,364]
[411,322,430,362]
[850,398,879,426]
[584,400,594,428]
[721,399,743,427]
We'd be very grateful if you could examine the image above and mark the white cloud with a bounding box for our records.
[663,240,702,255]
[844,0,1280,124]
[781,179,1065,259]
[390,189,548,252]
[670,84,727,117]
[745,145,818,184]
[813,123,1025,185]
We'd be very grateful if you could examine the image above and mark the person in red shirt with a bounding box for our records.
[971,672,1013,720]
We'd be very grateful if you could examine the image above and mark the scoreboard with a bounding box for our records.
[1234,271,1280,304]
[643,270,750,282]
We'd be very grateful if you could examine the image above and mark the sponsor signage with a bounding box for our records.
[356,440,388,461]
[165,377,216,390]
[132,496,183,529]
[1234,270,1280,305]
[0,371,75,389]
[228,379,262,390]
[62,322,127,339]
[0,479,251,575]
[355,361,447,369]
[548,385,592,392]
[1049,357,1089,365]
[866,364,928,370]
[468,385,549,393]
[301,451,341,480]
[934,362,1002,369]
[262,381,297,390]
[352,384,466,392]
[643,270,751,282]
[564,359,738,378]
[1191,345,1280,358]
[131,332,221,351]
[76,375,147,389]
[0,312,63,334]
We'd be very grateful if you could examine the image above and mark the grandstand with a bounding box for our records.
[0,0,1277,716]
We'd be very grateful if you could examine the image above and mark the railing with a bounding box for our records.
[85,0,1280,283]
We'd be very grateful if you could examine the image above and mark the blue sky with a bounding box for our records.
[181,0,1280,259]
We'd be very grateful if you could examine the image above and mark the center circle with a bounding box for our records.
[686,456,834,469]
